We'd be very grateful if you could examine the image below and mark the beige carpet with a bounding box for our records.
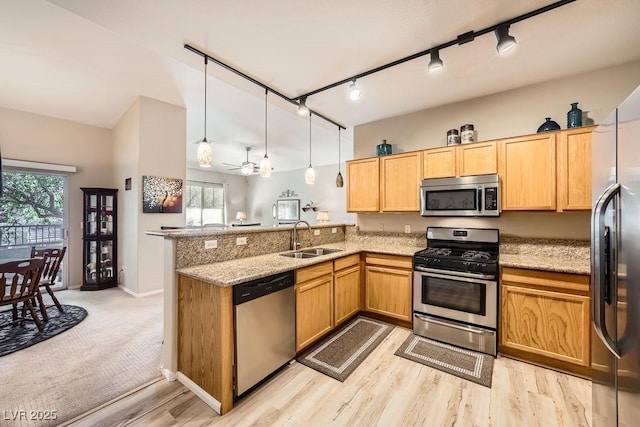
[0,288,163,426]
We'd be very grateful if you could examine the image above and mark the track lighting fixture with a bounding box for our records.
[297,96,310,116]
[427,49,444,72]
[495,24,517,54]
[197,57,212,168]
[260,89,272,177]
[305,113,315,185]
[348,80,361,101]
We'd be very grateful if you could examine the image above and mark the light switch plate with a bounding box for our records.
[204,240,217,249]
[404,225,411,233]
[331,228,337,234]
[314,229,321,236]
[236,237,247,245]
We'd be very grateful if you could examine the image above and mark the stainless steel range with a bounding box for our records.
[413,227,499,356]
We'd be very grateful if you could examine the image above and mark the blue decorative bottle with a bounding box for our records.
[567,102,582,128]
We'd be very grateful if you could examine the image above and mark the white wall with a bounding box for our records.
[353,60,640,239]
[246,163,355,227]
[0,106,113,287]
[112,96,186,295]
[113,100,140,293]
[186,168,247,224]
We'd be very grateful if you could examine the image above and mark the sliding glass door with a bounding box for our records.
[0,169,68,289]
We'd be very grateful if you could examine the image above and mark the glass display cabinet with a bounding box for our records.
[81,188,118,290]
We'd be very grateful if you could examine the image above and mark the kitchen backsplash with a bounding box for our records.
[345,226,426,247]
[500,235,590,259]
[175,225,348,269]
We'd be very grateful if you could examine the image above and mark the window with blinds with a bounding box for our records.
[185,181,225,226]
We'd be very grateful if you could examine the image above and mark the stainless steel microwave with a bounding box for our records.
[420,174,500,217]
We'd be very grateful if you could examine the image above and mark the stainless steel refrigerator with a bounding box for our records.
[592,84,640,426]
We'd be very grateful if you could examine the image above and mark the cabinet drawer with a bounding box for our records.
[501,267,589,295]
[296,261,333,283]
[334,254,360,271]
[365,253,412,270]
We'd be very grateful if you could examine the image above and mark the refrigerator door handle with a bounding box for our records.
[592,182,621,359]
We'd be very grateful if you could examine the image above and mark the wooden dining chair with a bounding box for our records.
[30,247,67,320]
[0,258,46,331]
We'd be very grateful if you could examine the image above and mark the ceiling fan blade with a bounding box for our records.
[222,163,241,167]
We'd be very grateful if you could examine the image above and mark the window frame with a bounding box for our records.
[185,180,225,227]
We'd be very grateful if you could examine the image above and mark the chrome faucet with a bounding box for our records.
[291,220,311,250]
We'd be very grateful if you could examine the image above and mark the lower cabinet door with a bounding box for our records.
[365,266,412,322]
[335,265,361,326]
[500,284,590,367]
[296,274,333,352]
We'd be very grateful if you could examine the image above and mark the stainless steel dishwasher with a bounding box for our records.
[233,270,295,397]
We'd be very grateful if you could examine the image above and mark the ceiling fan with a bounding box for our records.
[223,147,268,175]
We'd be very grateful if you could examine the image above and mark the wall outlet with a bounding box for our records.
[313,229,321,236]
[204,239,218,249]
[404,224,411,234]
[378,223,384,231]
[236,236,247,246]
[331,227,337,234]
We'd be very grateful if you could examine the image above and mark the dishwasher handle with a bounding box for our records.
[233,271,295,305]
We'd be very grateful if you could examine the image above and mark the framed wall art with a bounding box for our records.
[142,175,183,213]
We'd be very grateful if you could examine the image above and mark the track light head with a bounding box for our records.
[427,49,444,72]
[348,80,361,101]
[495,24,517,54]
[297,96,310,116]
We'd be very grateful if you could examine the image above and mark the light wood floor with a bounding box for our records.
[71,327,592,427]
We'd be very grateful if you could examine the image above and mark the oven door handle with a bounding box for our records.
[414,266,495,281]
[414,313,494,335]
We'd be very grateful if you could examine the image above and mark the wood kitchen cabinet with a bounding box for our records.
[499,267,591,376]
[457,141,498,176]
[295,262,334,352]
[499,133,557,210]
[364,254,412,323]
[334,254,361,326]
[347,158,380,212]
[422,146,457,179]
[422,141,498,179]
[380,152,421,211]
[557,126,595,211]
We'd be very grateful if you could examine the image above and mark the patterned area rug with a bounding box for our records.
[395,334,494,387]
[0,305,87,357]
[297,316,393,382]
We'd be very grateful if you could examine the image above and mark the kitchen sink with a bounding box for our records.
[279,248,343,259]
[300,248,343,256]
[279,252,318,259]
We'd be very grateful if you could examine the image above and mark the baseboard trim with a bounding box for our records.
[176,372,221,415]
[118,285,164,298]
[162,368,177,381]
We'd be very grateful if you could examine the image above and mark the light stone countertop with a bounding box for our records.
[147,222,356,238]
[176,241,423,287]
[499,254,590,275]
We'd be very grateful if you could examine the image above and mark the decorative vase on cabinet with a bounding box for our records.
[81,188,118,291]
[567,102,583,128]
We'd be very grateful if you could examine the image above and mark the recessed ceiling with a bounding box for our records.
[2,1,640,173]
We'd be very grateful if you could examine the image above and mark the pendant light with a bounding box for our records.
[305,113,315,185]
[259,89,272,177]
[336,127,344,187]
[196,57,212,167]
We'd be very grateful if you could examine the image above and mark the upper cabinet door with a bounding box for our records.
[422,147,457,179]
[557,126,595,211]
[499,133,557,210]
[457,141,498,176]
[380,152,421,212]
[347,158,380,212]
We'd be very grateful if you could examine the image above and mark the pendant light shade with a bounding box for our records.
[305,113,315,184]
[260,89,272,177]
[336,127,344,188]
[197,137,212,168]
[197,57,212,167]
